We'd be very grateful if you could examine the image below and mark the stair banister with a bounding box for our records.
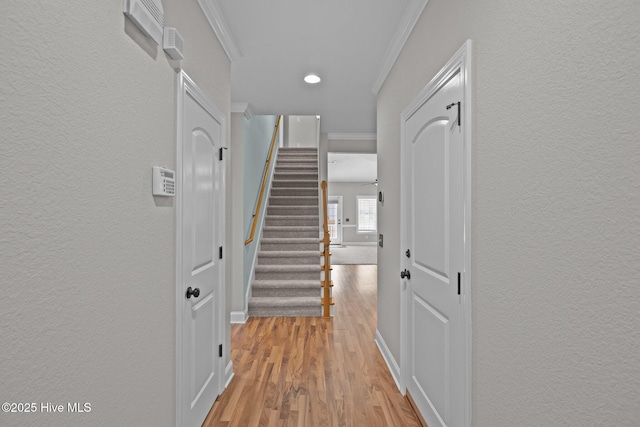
[320,180,333,317]
[245,115,282,246]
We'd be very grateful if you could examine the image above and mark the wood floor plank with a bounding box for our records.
[203,265,421,427]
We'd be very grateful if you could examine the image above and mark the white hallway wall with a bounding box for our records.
[0,0,231,426]
[377,0,640,425]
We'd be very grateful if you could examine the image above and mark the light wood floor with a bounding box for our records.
[203,264,421,427]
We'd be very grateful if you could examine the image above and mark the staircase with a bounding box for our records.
[248,147,323,317]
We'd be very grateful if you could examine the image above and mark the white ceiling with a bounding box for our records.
[328,153,377,183]
[213,0,420,135]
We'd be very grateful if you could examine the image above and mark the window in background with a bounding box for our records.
[357,195,377,232]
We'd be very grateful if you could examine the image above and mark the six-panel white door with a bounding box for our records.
[403,67,465,427]
[178,73,224,427]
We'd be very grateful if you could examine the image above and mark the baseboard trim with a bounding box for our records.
[230,310,247,324]
[375,329,402,393]
[224,361,234,388]
[341,242,378,246]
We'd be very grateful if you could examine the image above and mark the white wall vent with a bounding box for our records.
[123,0,164,45]
[163,27,184,60]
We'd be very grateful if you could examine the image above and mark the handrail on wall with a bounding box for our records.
[320,180,334,317]
[244,115,282,246]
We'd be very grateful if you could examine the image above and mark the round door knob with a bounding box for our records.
[400,269,411,280]
[186,287,200,299]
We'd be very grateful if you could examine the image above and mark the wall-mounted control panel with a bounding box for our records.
[152,166,175,196]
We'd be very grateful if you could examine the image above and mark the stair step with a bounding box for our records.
[279,147,317,152]
[277,158,317,164]
[255,264,320,280]
[270,187,318,197]
[261,237,320,251]
[265,215,319,226]
[267,205,318,216]
[248,296,322,317]
[275,164,318,170]
[269,196,318,206]
[252,280,320,297]
[263,226,318,238]
[272,180,318,188]
[258,250,320,264]
[274,173,318,181]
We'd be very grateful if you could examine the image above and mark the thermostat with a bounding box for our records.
[152,166,175,196]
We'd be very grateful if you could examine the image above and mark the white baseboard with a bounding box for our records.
[230,310,247,324]
[341,241,378,246]
[375,329,402,393]
[224,361,234,388]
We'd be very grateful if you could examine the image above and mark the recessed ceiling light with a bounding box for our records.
[304,74,321,84]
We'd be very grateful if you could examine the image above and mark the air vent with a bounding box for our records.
[123,0,164,45]
[163,27,184,60]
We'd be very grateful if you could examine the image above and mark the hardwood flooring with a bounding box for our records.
[203,264,421,427]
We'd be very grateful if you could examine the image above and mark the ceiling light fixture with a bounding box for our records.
[304,74,321,84]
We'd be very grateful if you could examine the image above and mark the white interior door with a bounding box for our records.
[327,196,342,245]
[401,42,471,427]
[176,72,225,427]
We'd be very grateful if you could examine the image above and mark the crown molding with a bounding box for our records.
[371,0,429,95]
[197,0,242,62]
[231,103,254,120]
[328,133,377,141]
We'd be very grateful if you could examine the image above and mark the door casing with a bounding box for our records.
[399,40,472,427]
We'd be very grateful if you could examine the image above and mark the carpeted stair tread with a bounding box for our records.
[253,280,320,289]
[255,264,319,273]
[258,250,319,258]
[249,297,320,308]
[261,237,319,243]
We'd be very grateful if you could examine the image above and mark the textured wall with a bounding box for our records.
[0,0,229,425]
[377,0,640,425]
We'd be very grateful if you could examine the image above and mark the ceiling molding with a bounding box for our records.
[197,0,242,62]
[328,133,377,141]
[231,102,254,120]
[371,0,429,95]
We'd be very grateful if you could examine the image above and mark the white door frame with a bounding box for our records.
[400,40,472,426]
[175,70,226,427]
[328,195,343,245]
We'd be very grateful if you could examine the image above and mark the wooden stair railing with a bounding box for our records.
[320,180,334,317]
[245,115,282,246]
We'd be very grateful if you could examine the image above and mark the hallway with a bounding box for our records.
[204,265,421,426]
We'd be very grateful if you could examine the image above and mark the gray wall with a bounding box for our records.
[328,182,378,245]
[328,138,377,153]
[377,1,640,425]
[243,115,279,306]
[287,115,319,147]
[0,1,230,425]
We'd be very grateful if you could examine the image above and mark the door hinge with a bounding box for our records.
[457,272,461,295]
[218,344,222,357]
[219,246,223,259]
[219,147,224,160]
[446,101,461,127]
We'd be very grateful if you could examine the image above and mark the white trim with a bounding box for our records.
[224,361,234,388]
[230,311,247,324]
[375,330,402,393]
[175,70,227,427]
[231,102,255,120]
[341,241,377,246]
[372,0,429,95]
[196,0,242,62]
[327,133,377,141]
[399,40,472,427]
